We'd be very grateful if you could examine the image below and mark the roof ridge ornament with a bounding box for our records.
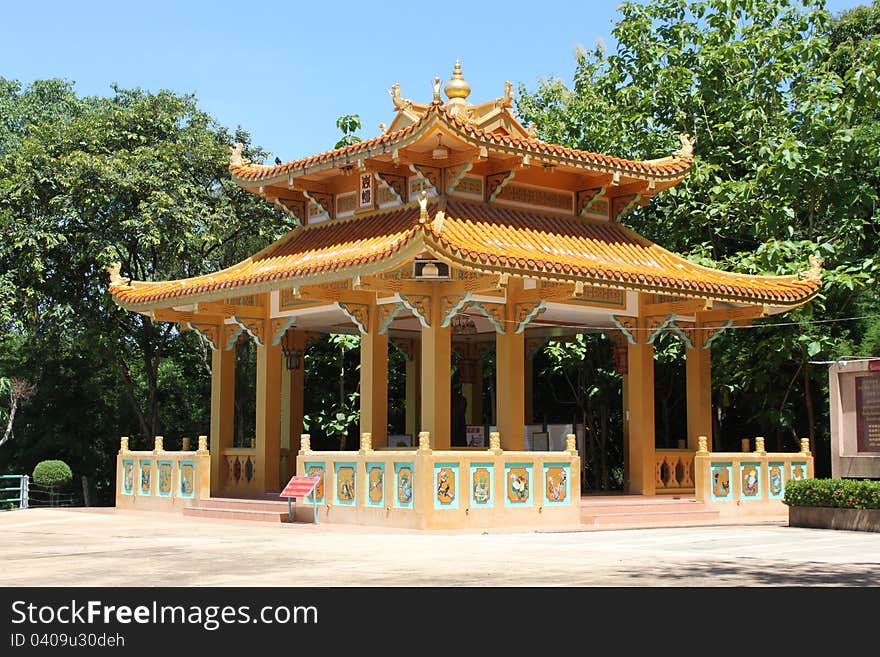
[229,143,249,166]
[674,133,695,158]
[432,77,442,104]
[803,255,824,282]
[106,262,131,288]
[390,83,413,112]
[418,190,429,223]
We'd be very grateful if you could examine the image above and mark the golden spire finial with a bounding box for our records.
[444,60,471,101]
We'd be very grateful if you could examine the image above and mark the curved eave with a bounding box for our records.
[229,104,693,188]
[109,211,427,312]
[427,239,820,308]
[419,206,821,308]
[108,203,821,315]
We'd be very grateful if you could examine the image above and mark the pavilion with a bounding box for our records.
[109,63,820,523]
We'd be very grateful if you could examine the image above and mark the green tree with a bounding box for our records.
[334,114,362,149]
[0,81,293,498]
[517,0,880,472]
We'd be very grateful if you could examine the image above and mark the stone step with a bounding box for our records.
[581,509,720,527]
[191,497,291,513]
[581,502,707,516]
[182,506,291,523]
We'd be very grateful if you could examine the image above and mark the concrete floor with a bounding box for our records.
[1,508,879,586]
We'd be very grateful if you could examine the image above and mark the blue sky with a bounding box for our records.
[0,0,865,161]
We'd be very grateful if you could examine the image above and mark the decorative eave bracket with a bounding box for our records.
[336,302,370,334]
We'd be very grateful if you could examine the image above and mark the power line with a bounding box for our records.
[484,312,880,333]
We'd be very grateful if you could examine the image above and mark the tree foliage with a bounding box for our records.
[0,80,292,495]
[518,0,880,473]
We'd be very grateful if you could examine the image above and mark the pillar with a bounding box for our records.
[621,372,630,485]
[626,336,656,494]
[524,353,534,424]
[255,340,282,492]
[289,347,305,457]
[209,345,235,494]
[686,330,713,451]
[421,297,451,449]
[496,330,525,450]
[405,342,420,440]
[360,304,389,448]
[279,331,305,481]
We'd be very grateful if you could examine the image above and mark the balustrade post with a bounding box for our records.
[154,435,164,452]
[755,437,766,455]
[418,431,431,453]
[565,433,577,455]
[697,436,708,454]
[197,435,208,454]
[359,432,373,455]
[800,438,811,456]
[119,436,129,454]
[182,436,191,451]
[300,433,311,455]
[489,431,501,454]
[741,438,751,453]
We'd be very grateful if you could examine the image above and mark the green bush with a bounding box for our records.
[32,460,73,489]
[784,478,880,510]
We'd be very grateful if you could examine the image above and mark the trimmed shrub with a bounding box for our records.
[32,460,73,489]
[784,478,880,510]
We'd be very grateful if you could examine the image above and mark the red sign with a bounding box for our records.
[869,360,880,372]
[280,476,321,499]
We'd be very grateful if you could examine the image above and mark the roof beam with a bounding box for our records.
[696,304,769,324]
[509,283,576,304]
[396,147,480,169]
[149,309,225,325]
[606,180,650,198]
[642,298,711,317]
[353,274,502,297]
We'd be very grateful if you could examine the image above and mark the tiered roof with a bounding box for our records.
[109,62,821,313]
[111,199,820,310]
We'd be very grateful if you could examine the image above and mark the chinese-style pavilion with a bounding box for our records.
[109,63,821,510]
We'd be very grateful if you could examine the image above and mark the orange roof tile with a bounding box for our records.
[111,201,819,310]
[111,206,423,308]
[429,201,820,305]
[229,104,692,184]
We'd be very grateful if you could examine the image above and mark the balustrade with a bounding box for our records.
[654,449,696,493]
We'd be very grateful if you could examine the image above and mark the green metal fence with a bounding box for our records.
[0,475,27,511]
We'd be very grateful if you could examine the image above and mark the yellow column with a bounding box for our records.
[209,345,235,495]
[626,332,656,495]
[255,340,282,492]
[280,365,291,479]
[421,295,451,450]
[496,329,525,451]
[289,349,305,457]
[360,303,389,448]
[686,330,713,451]
[405,342,420,439]
[524,353,534,424]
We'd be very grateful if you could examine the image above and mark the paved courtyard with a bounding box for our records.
[1,508,878,586]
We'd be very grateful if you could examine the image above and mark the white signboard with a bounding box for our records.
[466,426,486,447]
